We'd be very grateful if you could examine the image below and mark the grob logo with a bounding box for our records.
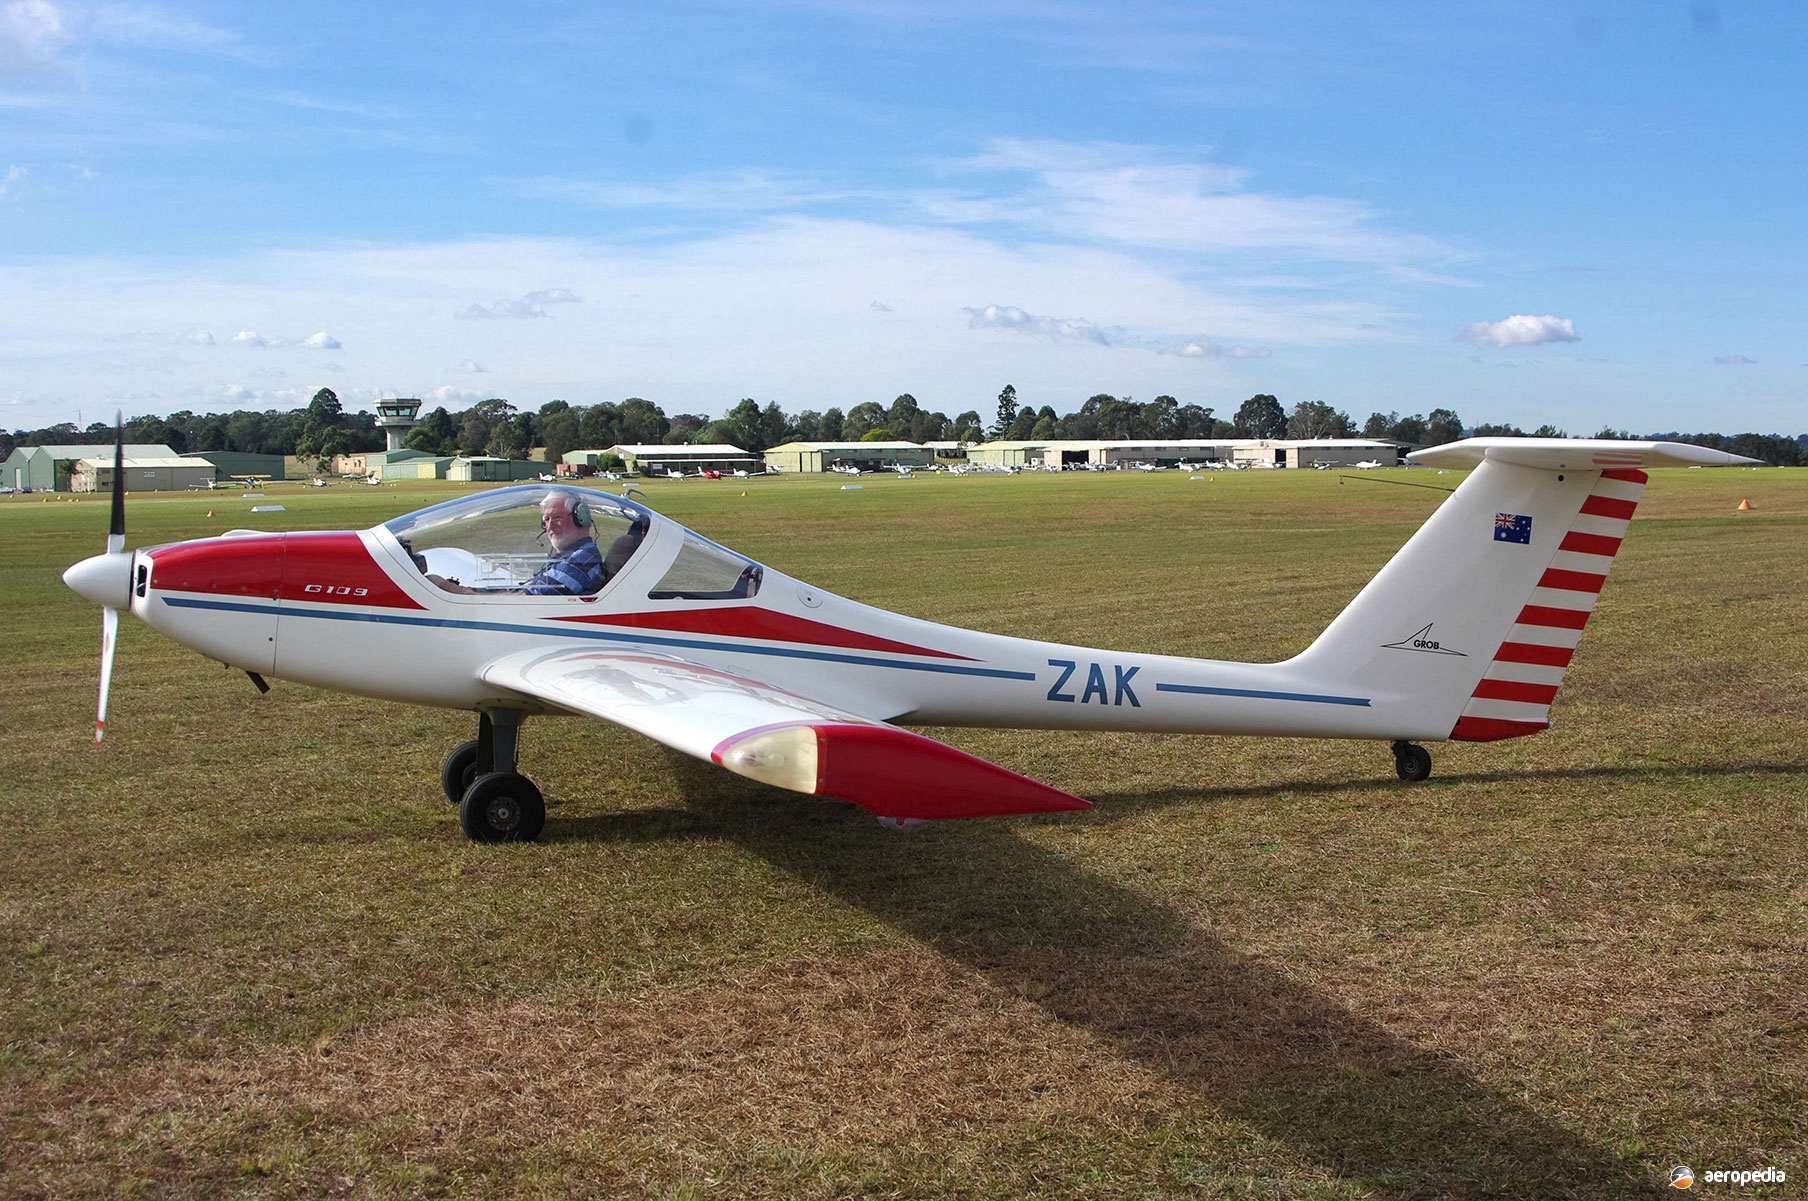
[1381,622,1468,657]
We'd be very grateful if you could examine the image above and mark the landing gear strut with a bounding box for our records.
[1392,740,1432,782]
[441,709,546,843]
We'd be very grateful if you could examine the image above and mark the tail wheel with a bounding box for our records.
[441,740,481,804]
[1393,741,1432,782]
[460,772,546,843]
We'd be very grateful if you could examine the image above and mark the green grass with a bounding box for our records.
[2,467,1805,1199]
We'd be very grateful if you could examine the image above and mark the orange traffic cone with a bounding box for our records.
[1738,499,1753,511]
[206,509,214,517]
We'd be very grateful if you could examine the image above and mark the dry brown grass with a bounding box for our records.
[2,466,1804,1198]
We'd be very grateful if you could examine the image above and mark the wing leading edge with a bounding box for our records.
[479,647,1089,820]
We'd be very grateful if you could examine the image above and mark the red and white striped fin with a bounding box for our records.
[1451,468,1646,741]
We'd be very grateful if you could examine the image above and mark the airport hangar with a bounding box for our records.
[4,443,179,492]
[964,437,1411,469]
[70,455,216,493]
[562,444,765,476]
[762,441,939,473]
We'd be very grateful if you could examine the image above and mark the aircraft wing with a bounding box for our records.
[478,647,1089,821]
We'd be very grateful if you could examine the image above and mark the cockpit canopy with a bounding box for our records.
[384,485,650,596]
[381,484,763,601]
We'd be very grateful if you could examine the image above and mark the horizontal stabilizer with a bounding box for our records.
[1409,437,1761,471]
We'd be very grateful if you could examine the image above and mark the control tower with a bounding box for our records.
[375,397,423,452]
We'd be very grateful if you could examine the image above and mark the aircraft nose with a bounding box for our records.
[63,551,135,609]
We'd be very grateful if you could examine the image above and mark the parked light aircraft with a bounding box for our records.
[64,434,1757,843]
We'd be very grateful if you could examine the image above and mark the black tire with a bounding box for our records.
[441,739,482,804]
[1394,743,1433,782]
[459,772,546,843]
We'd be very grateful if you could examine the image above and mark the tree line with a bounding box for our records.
[8,387,1805,466]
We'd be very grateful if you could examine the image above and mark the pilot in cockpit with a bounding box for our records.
[426,491,610,596]
[520,492,606,595]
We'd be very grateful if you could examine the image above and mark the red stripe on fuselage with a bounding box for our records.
[554,607,973,660]
[148,532,425,610]
[1598,468,1649,484]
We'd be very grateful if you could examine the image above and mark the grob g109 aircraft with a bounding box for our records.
[63,434,1756,842]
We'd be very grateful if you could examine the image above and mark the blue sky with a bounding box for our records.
[2,1,1802,434]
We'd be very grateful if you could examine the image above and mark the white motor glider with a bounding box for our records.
[64,434,1756,842]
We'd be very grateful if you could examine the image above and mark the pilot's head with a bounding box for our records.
[540,492,593,552]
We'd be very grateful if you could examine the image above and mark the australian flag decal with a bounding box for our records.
[1494,513,1533,544]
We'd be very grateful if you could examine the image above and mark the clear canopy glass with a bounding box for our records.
[383,484,650,596]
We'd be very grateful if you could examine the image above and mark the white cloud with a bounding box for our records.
[1164,336,1271,360]
[2,1,238,79]
[0,162,26,199]
[0,224,1405,430]
[87,4,238,52]
[513,170,861,215]
[963,303,1108,345]
[1713,354,1755,366]
[120,326,213,345]
[457,288,582,320]
[0,0,68,75]
[425,384,486,405]
[1457,314,1580,348]
[869,300,892,312]
[935,138,1462,270]
[230,330,268,346]
[302,331,340,349]
[454,358,487,373]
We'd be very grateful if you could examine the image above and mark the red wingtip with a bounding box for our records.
[813,723,1091,820]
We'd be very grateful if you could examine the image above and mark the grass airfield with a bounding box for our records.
[2,464,1804,1199]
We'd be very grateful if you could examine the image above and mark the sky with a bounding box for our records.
[2,0,1803,435]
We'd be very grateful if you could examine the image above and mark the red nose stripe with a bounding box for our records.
[280,532,425,609]
[149,536,284,597]
[148,532,424,610]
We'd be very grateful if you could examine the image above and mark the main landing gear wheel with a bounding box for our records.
[460,772,546,843]
[441,739,481,804]
[1392,741,1432,782]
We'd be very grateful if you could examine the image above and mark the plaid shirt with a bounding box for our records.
[522,538,605,595]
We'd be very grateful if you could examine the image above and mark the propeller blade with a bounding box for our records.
[96,605,118,744]
[97,413,125,741]
[107,416,125,555]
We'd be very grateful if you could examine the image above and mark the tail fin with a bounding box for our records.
[1286,439,1756,742]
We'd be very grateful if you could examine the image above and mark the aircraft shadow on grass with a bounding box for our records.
[544,750,1658,1199]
